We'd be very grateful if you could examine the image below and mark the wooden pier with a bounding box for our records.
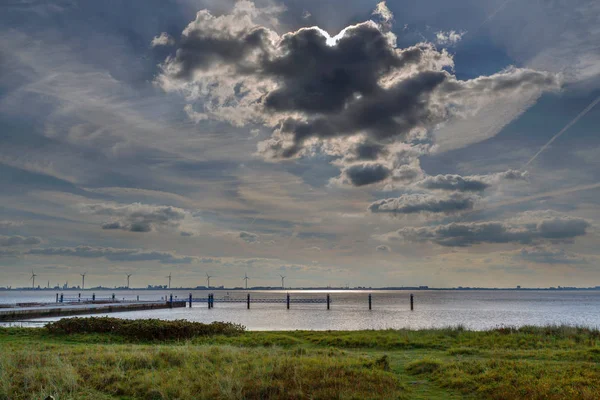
[187,293,416,310]
[189,296,329,304]
[0,300,186,322]
[0,292,416,322]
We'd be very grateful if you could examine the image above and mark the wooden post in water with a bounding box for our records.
[78,293,81,302]
[92,293,95,302]
[247,293,250,309]
[368,294,372,310]
[60,293,63,303]
[327,294,330,310]
[207,294,211,309]
[286,293,290,309]
[189,293,192,308]
[169,294,173,308]
[112,293,116,301]
[137,295,139,301]
[56,293,59,303]
[410,294,414,311]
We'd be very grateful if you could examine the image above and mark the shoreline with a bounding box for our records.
[2,287,599,291]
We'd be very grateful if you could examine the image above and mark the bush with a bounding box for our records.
[46,317,245,340]
[405,358,443,374]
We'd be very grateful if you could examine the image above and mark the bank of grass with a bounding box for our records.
[2,321,600,399]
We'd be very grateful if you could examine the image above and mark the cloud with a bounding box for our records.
[518,246,588,265]
[80,202,189,233]
[417,174,490,192]
[151,32,174,47]
[0,249,21,258]
[489,0,600,86]
[239,231,259,243]
[369,193,476,214]
[330,143,427,188]
[391,213,590,247]
[339,163,391,187]
[156,2,560,189]
[372,2,394,28]
[435,30,465,46]
[376,244,390,252]
[0,221,23,229]
[498,169,529,180]
[0,235,42,247]
[416,169,528,192]
[27,246,214,264]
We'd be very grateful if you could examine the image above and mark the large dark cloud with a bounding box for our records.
[392,215,590,247]
[27,246,214,264]
[344,163,391,186]
[369,194,475,214]
[0,235,41,247]
[261,25,429,116]
[157,2,560,188]
[270,68,448,157]
[81,203,188,233]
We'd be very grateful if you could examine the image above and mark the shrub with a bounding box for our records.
[405,358,443,374]
[46,317,245,340]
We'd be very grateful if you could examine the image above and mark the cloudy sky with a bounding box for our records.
[1,0,599,289]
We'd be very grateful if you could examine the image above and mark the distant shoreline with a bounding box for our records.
[2,287,599,291]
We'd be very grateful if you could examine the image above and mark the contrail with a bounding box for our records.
[247,213,262,229]
[526,95,600,166]
[473,0,515,33]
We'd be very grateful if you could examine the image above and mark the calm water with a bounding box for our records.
[2,289,600,331]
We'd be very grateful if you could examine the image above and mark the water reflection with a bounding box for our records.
[2,290,600,331]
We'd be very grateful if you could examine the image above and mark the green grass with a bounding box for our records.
[2,323,600,399]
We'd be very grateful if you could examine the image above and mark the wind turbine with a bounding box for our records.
[80,272,87,290]
[280,274,286,289]
[206,273,212,289]
[30,270,37,289]
[126,274,132,289]
[243,273,249,290]
[166,273,172,289]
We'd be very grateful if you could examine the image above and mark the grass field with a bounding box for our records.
[2,322,600,399]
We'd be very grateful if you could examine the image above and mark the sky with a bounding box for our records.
[1,0,599,289]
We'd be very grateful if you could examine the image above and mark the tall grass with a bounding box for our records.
[0,342,403,400]
[3,323,600,399]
